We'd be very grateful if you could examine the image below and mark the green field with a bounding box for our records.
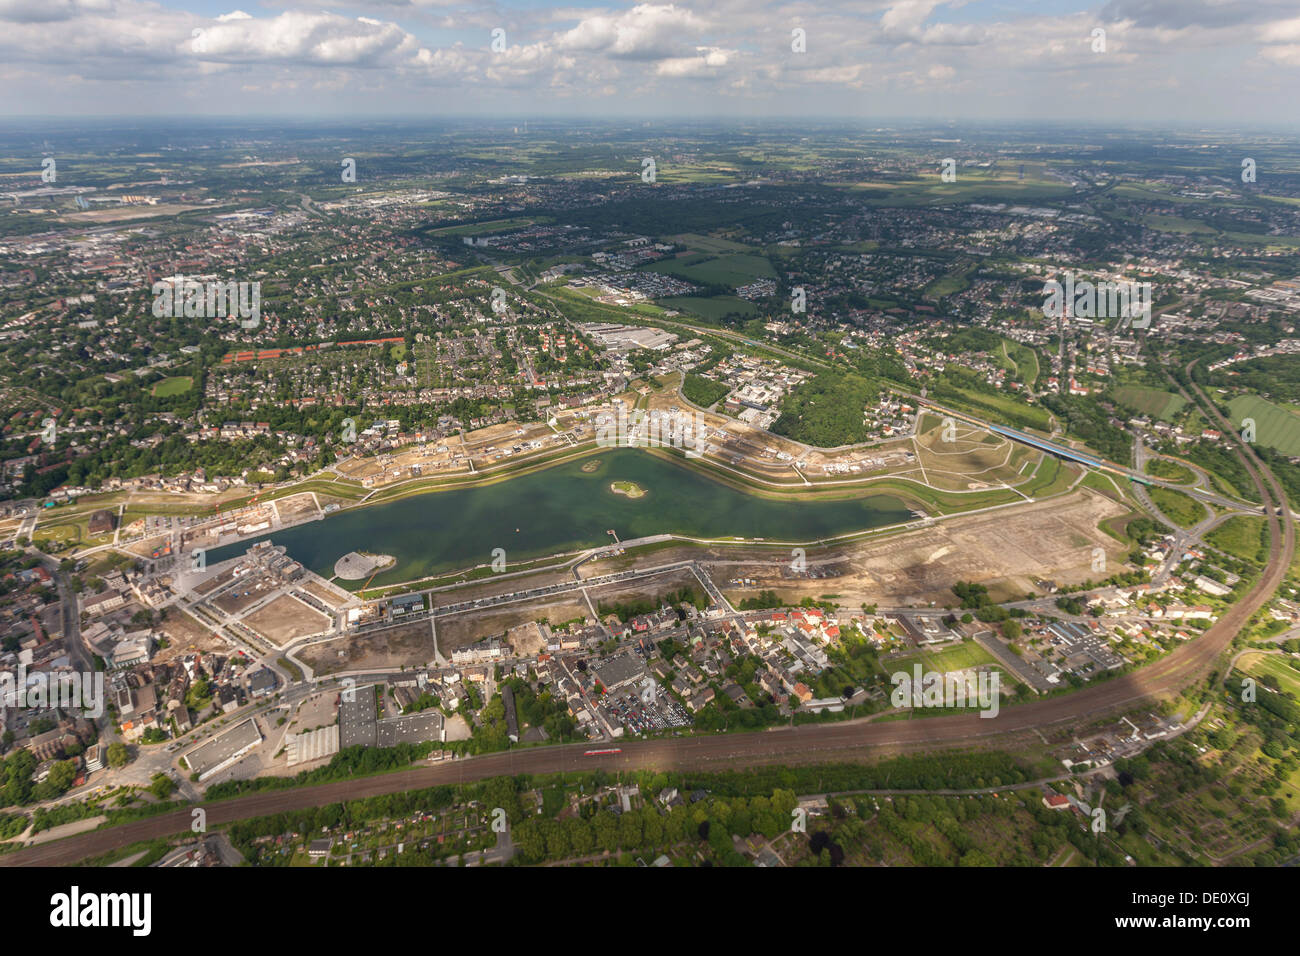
[1148,485,1207,528]
[923,268,973,299]
[1017,454,1077,499]
[649,252,775,286]
[1144,457,1195,484]
[1112,385,1187,422]
[671,233,754,254]
[151,376,193,397]
[428,217,539,236]
[844,172,1074,208]
[1238,653,1300,699]
[1002,341,1039,388]
[917,642,1000,673]
[1205,516,1267,564]
[937,385,1053,433]
[1227,394,1300,456]
[657,295,757,321]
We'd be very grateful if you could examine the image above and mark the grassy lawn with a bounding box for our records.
[1144,458,1195,484]
[1003,341,1039,388]
[923,266,973,299]
[428,217,539,236]
[1147,485,1207,528]
[670,233,755,254]
[1017,455,1078,499]
[151,376,194,397]
[919,641,999,672]
[1205,515,1267,564]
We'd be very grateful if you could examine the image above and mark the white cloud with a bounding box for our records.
[554,3,712,60]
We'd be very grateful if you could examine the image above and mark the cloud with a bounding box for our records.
[655,46,732,77]
[188,11,421,67]
[1099,0,1294,30]
[0,0,1296,120]
[554,3,712,60]
[0,0,113,23]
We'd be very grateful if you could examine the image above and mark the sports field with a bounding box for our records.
[152,376,194,397]
[918,642,1000,673]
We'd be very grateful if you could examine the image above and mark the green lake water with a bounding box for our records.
[209,450,912,588]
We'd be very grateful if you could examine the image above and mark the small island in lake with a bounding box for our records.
[609,480,647,499]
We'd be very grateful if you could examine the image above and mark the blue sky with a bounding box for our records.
[1,1,1298,123]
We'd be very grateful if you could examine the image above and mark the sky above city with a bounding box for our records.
[2,0,1300,124]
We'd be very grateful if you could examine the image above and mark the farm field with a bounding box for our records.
[1112,385,1187,421]
[1238,652,1300,699]
[648,252,775,286]
[1227,394,1300,456]
[670,233,754,254]
[657,295,758,320]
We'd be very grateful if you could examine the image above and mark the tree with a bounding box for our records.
[46,760,77,793]
[149,773,175,799]
[1003,620,1022,641]
[107,742,129,768]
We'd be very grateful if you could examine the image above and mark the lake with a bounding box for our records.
[209,449,912,588]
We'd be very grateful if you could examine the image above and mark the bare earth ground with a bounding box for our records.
[436,567,702,648]
[436,602,586,650]
[505,621,551,656]
[213,582,275,616]
[300,576,352,608]
[243,593,331,646]
[122,534,171,558]
[585,567,702,608]
[296,620,435,675]
[712,489,1129,607]
[425,564,580,602]
[274,492,321,523]
[154,608,235,663]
